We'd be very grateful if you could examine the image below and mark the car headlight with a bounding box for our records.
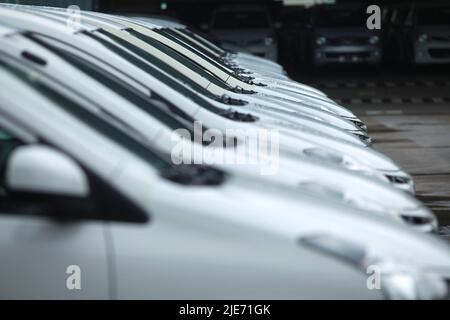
[368,257,448,300]
[418,34,428,43]
[300,234,448,300]
[264,37,274,46]
[369,35,380,44]
[316,36,327,46]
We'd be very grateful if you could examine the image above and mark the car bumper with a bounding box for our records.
[399,206,439,234]
[415,43,450,64]
[382,172,415,194]
[314,45,382,65]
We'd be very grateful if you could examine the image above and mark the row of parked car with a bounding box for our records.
[0,4,449,300]
[206,3,450,67]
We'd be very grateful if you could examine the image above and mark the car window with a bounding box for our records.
[417,7,450,26]
[314,8,367,27]
[0,57,172,172]
[213,11,271,29]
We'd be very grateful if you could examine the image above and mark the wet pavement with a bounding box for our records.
[293,67,450,237]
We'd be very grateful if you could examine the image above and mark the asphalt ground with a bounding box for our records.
[293,65,450,239]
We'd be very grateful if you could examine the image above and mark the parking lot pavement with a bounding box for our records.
[294,69,450,237]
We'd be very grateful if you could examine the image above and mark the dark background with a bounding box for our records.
[95,0,449,74]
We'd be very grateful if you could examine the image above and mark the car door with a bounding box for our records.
[0,122,110,299]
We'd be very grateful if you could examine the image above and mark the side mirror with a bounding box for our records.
[4,145,148,223]
[6,145,89,198]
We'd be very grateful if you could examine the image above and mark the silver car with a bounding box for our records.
[404,3,450,64]
[310,5,382,65]
[210,5,278,62]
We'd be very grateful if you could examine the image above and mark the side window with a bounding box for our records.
[0,127,24,196]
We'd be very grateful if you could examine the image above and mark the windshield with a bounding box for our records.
[179,29,225,55]
[417,7,450,26]
[213,11,270,29]
[27,33,199,137]
[123,28,232,90]
[84,29,237,115]
[0,55,172,172]
[152,28,233,74]
[315,8,367,27]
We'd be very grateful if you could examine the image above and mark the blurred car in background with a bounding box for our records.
[402,3,450,65]
[309,4,382,65]
[209,5,278,62]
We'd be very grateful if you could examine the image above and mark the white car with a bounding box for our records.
[33,6,371,143]
[0,27,436,233]
[209,5,278,62]
[0,51,450,300]
[103,13,371,135]
[27,5,366,128]
[0,7,415,194]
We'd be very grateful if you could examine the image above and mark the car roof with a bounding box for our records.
[125,15,186,29]
[28,6,128,31]
[0,5,98,33]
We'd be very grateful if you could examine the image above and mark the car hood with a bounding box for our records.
[115,162,450,271]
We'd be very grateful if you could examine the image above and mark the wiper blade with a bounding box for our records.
[215,95,248,106]
[218,108,258,122]
[160,164,227,186]
[231,86,256,94]
[236,74,256,84]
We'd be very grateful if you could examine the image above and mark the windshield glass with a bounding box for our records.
[179,29,225,55]
[153,28,232,74]
[27,33,199,136]
[84,30,234,115]
[213,11,270,29]
[315,8,367,27]
[417,7,450,26]
[0,55,172,172]
[122,28,231,90]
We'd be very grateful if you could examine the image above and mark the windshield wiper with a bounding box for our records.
[160,164,227,186]
[215,94,248,106]
[230,86,256,94]
[217,108,258,122]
